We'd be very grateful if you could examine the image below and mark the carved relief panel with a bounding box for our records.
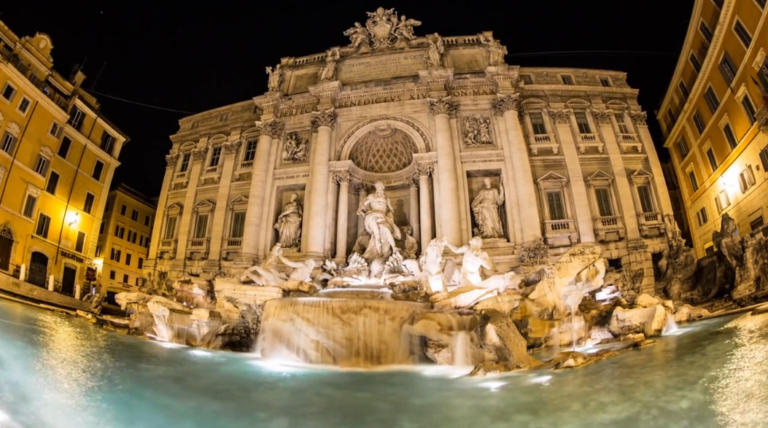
[281,130,311,166]
[461,114,495,149]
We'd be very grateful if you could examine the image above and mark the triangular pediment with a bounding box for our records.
[208,134,228,145]
[586,170,614,183]
[537,171,568,183]
[630,169,653,178]
[166,202,184,214]
[228,195,249,207]
[194,199,216,209]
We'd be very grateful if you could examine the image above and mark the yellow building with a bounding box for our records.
[94,184,155,304]
[0,20,127,296]
[658,0,768,258]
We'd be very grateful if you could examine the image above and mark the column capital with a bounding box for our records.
[354,182,369,194]
[191,147,208,161]
[223,139,242,154]
[416,161,434,177]
[591,109,614,125]
[311,108,337,131]
[255,119,284,139]
[630,111,648,126]
[409,175,420,187]
[491,94,520,116]
[332,170,350,184]
[428,97,458,118]
[548,108,572,125]
[165,153,179,168]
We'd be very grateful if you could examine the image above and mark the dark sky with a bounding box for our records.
[2,0,693,198]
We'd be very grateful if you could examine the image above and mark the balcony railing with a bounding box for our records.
[0,43,70,110]
[545,219,576,232]
[638,212,666,238]
[175,172,188,180]
[579,133,597,142]
[225,238,243,248]
[593,216,626,242]
[639,212,662,224]
[160,239,176,249]
[577,133,604,153]
[528,134,559,155]
[543,219,577,247]
[189,238,208,248]
[618,134,643,153]
[239,160,253,170]
[598,216,619,227]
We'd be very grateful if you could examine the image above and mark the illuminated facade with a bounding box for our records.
[0,20,127,296]
[95,185,155,303]
[658,0,768,257]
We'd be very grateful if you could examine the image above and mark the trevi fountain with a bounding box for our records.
[1,7,768,428]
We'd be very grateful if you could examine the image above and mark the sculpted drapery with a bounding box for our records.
[471,178,505,239]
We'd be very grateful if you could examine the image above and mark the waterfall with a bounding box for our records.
[662,313,679,335]
[452,331,472,366]
[256,298,426,366]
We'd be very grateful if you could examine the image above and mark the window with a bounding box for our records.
[46,172,59,194]
[637,185,655,213]
[594,188,614,217]
[699,20,713,42]
[230,211,246,238]
[693,111,706,135]
[164,216,177,240]
[574,112,591,134]
[33,155,49,176]
[131,209,138,221]
[560,75,574,85]
[599,77,611,87]
[209,147,222,167]
[697,207,709,226]
[715,190,730,213]
[666,110,677,128]
[75,231,86,253]
[1,132,17,154]
[49,122,62,138]
[105,201,112,213]
[704,86,720,114]
[520,74,533,85]
[114,224,125,239]
[529,112,547,135]
[689,170,699,192]
[741,94,757,125]
[120,204,127,216]
[718,52,737,84]
[69,108,84,130]
[723,123,738,149]
[139,236,145,247]
[1,83,16,101]
[757,0,766,9]
[95,246,102,257]
[712,0,723,8]
[739,165,756,193]
[109,270,116,280]
[194,214,209,239]
[733,19,753,49]
[123,274,129,284]
[101,132,115,155]
[546,191,566,220]
[750,215,764,232]
[125,253,132,267]
[144,215,150,226]
[760,145,768,172]
[138,258,144,269]
[92,160,104,181]
[179,153,191,172]
[58,137,72,158]
[36,213,50,238]
[690,53,702,73]
[677,137,690,158]
[243,141,257,162]
[615,113,630,134]
[22,194,37,219]
[99,222,105,235]
[128,230,137,244]
[83,193,95,214]
[706,148,718,172]
[110,247,122,262]
[678,81,689,100]
[17,96,30,114]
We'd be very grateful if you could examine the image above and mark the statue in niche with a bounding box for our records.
[447,237,493,286]
[274,193,303,248]
[479,33,508,66]
[463,116,494,146]
[266,64,283,92]
[318,47,340,82]
[425,34,444,68]
[344,22,370,50]
[471,177,505,239]
[394,15,421,43]
[282,132,308,163]
[356,181,401,261]
[401,226,419,259]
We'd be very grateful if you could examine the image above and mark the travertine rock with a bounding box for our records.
[474,310,540,370]
[673,304,710,323]
[609,305,667,337]
[635,293,660,308]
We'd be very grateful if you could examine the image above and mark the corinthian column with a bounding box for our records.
[334,171,350,261]
[428,97,462,246]
[417,162,434,250]
[409,178,420,242]
[632,111,673,216]
[238,120,283,264]
[492,95,541,243]
[305,109,336,258]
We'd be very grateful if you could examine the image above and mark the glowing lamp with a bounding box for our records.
[67,211,80,226]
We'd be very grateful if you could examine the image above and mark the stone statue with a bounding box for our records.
[266,65,283,92]
[472,177,505,239]
[344,22,369,50]
[241,244,287,286]
[356,181,402,261]
[463,116,494,146]
[282,132,308,163]
[419,237,449,293]
[394,15,421,43]
[479,33,508,66]
[274,193,303,248]
[425,34,444,68]
[401,225,419,259]
[447,237,493,286]
[318,48,340,82]
[278,252,316,291]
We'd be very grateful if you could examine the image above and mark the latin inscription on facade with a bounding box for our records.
[338,52,427,83]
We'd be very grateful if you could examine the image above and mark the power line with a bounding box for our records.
[87,89,196,114]
[507,50,677,57]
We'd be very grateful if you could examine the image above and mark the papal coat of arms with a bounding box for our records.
[344,7,422,50]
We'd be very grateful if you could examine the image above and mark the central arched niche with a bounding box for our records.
[349,125,418,173]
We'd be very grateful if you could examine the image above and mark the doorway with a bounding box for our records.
[28,252,48,288]
[61,265,77,296]
[0,227,12,272]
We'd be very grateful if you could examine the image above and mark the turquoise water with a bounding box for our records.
[0,298,766,428]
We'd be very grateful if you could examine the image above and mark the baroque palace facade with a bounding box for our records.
[0,20,127,295]
[147,8,674,292]
[658,0,767,258]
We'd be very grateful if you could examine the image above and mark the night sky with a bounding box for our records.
[2,0,693,198]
